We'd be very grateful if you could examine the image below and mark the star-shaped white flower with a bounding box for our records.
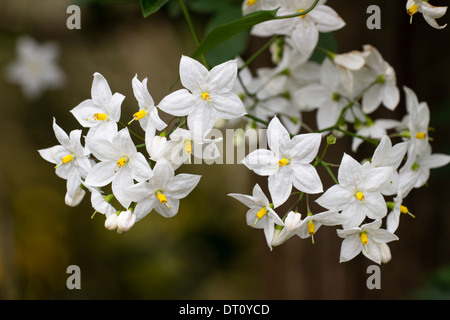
[130,74,167,135]
[71,72,125,140]
[316,153,393,229]
[228,183,284,250]
[407,0,447,29]
[360,45,400,114]
[38,118,92,204]
[337,219,398,264]
[5,35,65,100]
[362,135,408,196]
[242,116,323,208]
[158,55,246,135]
[84,128,153,208]
[251,0,345,60]
[398,143,450,197]
[122,158,201,221]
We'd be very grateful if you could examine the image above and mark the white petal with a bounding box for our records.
[70,99,103,128]
[157,89,197,116]
[179,55,208,93]
[309,5,346,32]
[91,72,112,107]
[292,164,323,194]
[268,167,293,208]
[267,116,291,154]
[166,174,201,199]
[315,184,353,210]
[338,235,361,263]
[288,133,321,163]
[210,92,246,119]
[208,59,238,93]
[242,149,278,176]
[85,160,117,187]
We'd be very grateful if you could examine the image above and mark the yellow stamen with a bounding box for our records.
[400,205,409,214]
[356,191,365,202]
[307,220,315,235]
[62,154,73,164]
[156,191,171,208]
[247,0,257,6]
[55,154,73,168]
[278,158,289,167]
[93,113,107,121]
[184,139,192,155]
[116,157,128,171]
[201,92,211,102]
[128,109,147,124]
[415,132,427,139]
[256,207,268,219]
[360,231,369,245]
[298,9,306,18]
[157,192,167,204]
[407,4,418,16]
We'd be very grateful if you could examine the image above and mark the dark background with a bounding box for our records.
[0,0,449,299]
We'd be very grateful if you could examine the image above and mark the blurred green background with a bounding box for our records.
[0,0,450,299]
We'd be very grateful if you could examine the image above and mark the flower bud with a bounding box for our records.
[116,210,136,234]
[284,211,302,232]
[379,243,392,263]
[104,213,119,231]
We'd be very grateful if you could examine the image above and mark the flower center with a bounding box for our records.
[360,231,369,246]
[247,0,257,6]
[156,190,171,208]
[407,4,418,16]
[201,92,211,102]
[184,139,192,155]
[307,220,316,244]
[129,109,147,124]
[116,156,129,171]
[278,158,289,167]
[256,206,268,219]
[415,132,427,139]
[93,113,108,121]
[356,191,365,202]
[55,154,74,168]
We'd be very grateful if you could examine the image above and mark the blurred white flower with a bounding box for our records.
[5,35,65,100]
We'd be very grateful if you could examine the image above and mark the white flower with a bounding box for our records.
[336,219,398,264]
[71,72,125,140]
[38,118,92,202]
[122,158,201,221]
[242,117,323,208]
[145,131,177,166]
[401,86,430,156]
[251,0,345,59]
[130,74,166,135]
[158,55,246,135]
[361,45,400,114]
[5,35,65,100]
[294,58,356,130]
[89,188,117,218]
[386,195,415,234]
[316,153,393,229]
[169,127,222,167]
[398,143,450,197]
[273,210,343,246]
[84,128,153,208]
[407,0,447,29]
[362,135,408,196]
[228,183,284,250]
[352,118,402,152]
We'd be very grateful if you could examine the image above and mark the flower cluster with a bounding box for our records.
[39,0,450,265]
[39,56,246,233]
[228,0,450,264]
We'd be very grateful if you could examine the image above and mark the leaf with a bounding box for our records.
[191,9,279,59]
[140,0,171,18]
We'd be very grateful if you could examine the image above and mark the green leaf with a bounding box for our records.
[191,9,279,59]
[140,0,171,18]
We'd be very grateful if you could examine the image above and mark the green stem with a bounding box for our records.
[119,121,145,142]
[238,35,281,72]
[274,0,320,20]
[178,0,210,69]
